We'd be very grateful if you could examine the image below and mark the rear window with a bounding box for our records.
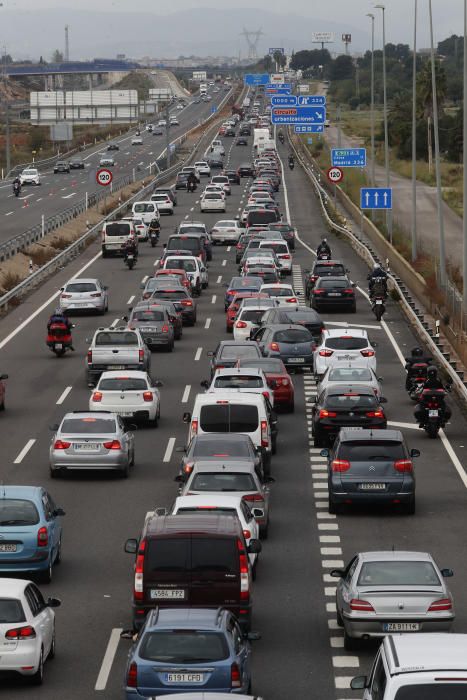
[192,437,251,458]
[104,222,131,237]
[146,539,189,572]
[326,337,367,350]
[238,359,283,373]
[219,345,260,360]
[98,378,148,391]
[0,599,26,623]
[133,203,154,213]
[140,631,229,663]
[179,226,206,234]
[262,243,287,254]
[212,177,228,184]
[95,331,138,346]
[166,259,197,272]
[61,417,116,434]
[319,279,349,289]
[338,440,404,461]
[326,394,377,409]
[357,561,440,586]
[264,287,294,297]
[214,375,263,389]
[200,404,259,432]
[65,283,97,293]
[167,238,200,252]
[0,499,40,527]
[239,309,266,323]
[328,368,372,382]
[247,211,278,225]
[192,538,238,575]
[315,264,346,276]
[230,278,261,290]
[152,290,187,301]
[273,329,312,343]
[204,193,222,200]
[191,472,257,492]
[132,310,165,322]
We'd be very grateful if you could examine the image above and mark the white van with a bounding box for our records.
[101,220,136,257]
[131,201,160,225]
[183,392,277,474]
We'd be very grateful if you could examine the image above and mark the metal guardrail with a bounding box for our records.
[289,132,467,405]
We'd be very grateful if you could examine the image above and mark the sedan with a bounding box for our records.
[59,277,108,314]
[225,169,241,185]
[90,371,161,424]
[0,578,61,684]
[49,411,135,478]
[20,168,41,185]
[211,219,244,244]
[252,324,315,371]
[236,137,249,146]
[207,340,262,378]
[0,486,65,582]
[131,136,143,145]
[107,143,119,151]
[238,163,254,177]
[318,364,384,399]
[259,283,300,308]
[69,158,85,170]
[331,551,454,650]
[200,193,226,212]
[305,260,347,297]
[311,276,357,313]
[177,433,264,481]
[53,161,70,174]
[224,276,262,310]
[126,303,175,351]
[150,287,197,326]
[207,156,224,169]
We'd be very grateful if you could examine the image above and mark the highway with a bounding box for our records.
[0,89,229,243]
[1,112,467,700]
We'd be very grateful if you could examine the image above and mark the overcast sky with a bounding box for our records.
[0,0,464,48]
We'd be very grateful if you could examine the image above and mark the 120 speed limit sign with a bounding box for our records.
[96,168,113,186]
[327,166,343,184]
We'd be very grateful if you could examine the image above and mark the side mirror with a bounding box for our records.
[410,448,420,458]
[0,374,8,380]
[182,412,191,423]
[248,539,262,554]
[50,423,59,431]
[264,476,275,484]
[206,350,214,357]
[330,569,345,578]
[352,283,357,288]
[122,315,129,322]
[200,380,209,389]
[350,676,368,690]
[320,449,329,458]
[441,568,454,577]
[154,507,168,516]
[378,376,384,382]
[379,396,388,404]
[174,474,185,483]
[47,597,61,608]
[124,538,138,554]
[163,243,167,248]
[53,507,66,517]
[175,446,186,453]
[235,215,240,220]
[153,380,163,388]
[252,507,264,518]
[371,341,378,348]
[246,631,261,641]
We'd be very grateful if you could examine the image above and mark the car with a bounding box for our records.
[259,283,300,308]
[0,486,65,581]
[145,124,154,132]
[177,433,264,481]
[162,235,207,263]
[152,126,164,135]
[211,175,231,196]
[242,264,280,285]
[99,156,115,167]
[311,275,357,313]
[305,259,348,297]
[150,192,174,215]
[163,255,207,294]
[131,136,143,145]
[153,186,177,206]
[203,367,274,406]
[53,160,70,174]
[150,285,197,326]
[313,328,377,378]
[224,277,263,310]
[107,143,119,151]
[210,219,244,244]
[194,160,211,177]
[207,155,224,169]
[207,340,263,378]
[69,158,85,169]
[59,277,108,314]
[224,127,236,137]
[236,137,248,146]
[331,550,454,650]
[90,370,162,423]
[0,578,61,684]
[86,327,151,386]
[101,219,136,257]
[157,119,167,127]
[200,192,226,212]
[260,307,324,342]
[252,323,315,371]
[318,364,384,399]
[225,292,268,332]
[236,357,294,411]
[19,168,41,185]
[135,299,183,340]
[175,172,190,189]
[182,165,201,182]
[233,300,277,341]
[122,216,148,242]
[169,116,179,126]
[258,240,292,275]
[154,268,192,293]
[125,303,176,351]
[176,102,185,109]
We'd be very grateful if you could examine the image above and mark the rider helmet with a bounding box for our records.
[411,347,423,358]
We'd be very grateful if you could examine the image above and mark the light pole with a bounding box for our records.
[375,4,392,241]
[464,0,467,319]
[366,13,375,188]
[411,0,418,262]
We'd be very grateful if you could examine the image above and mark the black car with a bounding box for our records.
[207,340,262,379]
[225,169,241,185]
[305,260,348,297]
[251,324,315,371]
[177,433,264,481]
[236,138,248,146]
[260,307,324,342]
[225,128,236,137]
[239,162,255,177]
[267,223,295,250]
[107,143,119,151]
[150,286,197,326]
[69,158,85,170]
[311,276,357,313]
[175,172,190,189]
[53,161,70,174]
[207,155,224,169]
[154,186,177,206]
[311,386,387,448]
[257,170,280,190]
[321,428,417,515]
[239,126,251,136]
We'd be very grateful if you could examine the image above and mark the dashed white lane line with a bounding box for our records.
[204,318,211,329]
[181,385,191,403]
[36,197,42,202]
[222,259,227,266]
[5,211,13,216]
[14,439,36,464]
[163,437,176,463]
[110,318,120,328]
[217,275,222,283]
[194,347,202,361]
[333,656,359,668]
[141,275,148,285]
[56,386,72,405]
[95,628,123,690]
[127,295,135,306]
[226,246,231,252]
[211,295,217,304]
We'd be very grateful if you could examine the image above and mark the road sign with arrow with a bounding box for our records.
[271,106,326,125]
[360,187,392,210]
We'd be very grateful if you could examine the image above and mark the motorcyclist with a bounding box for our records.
[414,365,452,426]
[278,130,284,144]
[122,235,138,261]
[316,238,331,258]
[288,153,294,168]
[147,217,161,239]
[47,308,74,350]
[404,346,433,391]
[187,172,197,192]
[368,263,388,295]
[13,177,21,195]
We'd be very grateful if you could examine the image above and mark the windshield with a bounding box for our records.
[214,375,263,389]
[61,417,116,434]
[0,499,39,526]
[167,238,200,252]
[328,368,373,382]
[140,631,229,663]
[358,561,440,586]
[132,310,165,322]
[65,283,97,293]
[273,329,312,343]
[191,472,257,492]
[326,337,368,350]
[95,332,138,346]
[98,378,148,391]
[239,309,266,323]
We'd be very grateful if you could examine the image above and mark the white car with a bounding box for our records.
[176,103,184,110]
[145,124,154,132]
[89,371,161,425]
[313,328,377,378]
[260,283,300,309]
[200,192,226,212]
[150,193,174,215]
[204,367,274,406]
[0,578,60,683]
[99,156,115,167]
[131,136,143,145]
[203,184,225,199]
[60,277,108,314]
[211,175,231,196]
[258,240,292,275]
[122,217,148,241]
[163,255,208,291]
[19,168,41,185]
[233,302,273,342]
[210,219,244,244]
[169,117,179,126]
[157,119,167,127]
[194,161,211,177]
[171,494,260,567]
[210,140,225,156]
[317,363,383,399]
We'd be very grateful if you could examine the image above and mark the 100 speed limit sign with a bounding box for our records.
[327,166,343,184]
[96,168,113,186]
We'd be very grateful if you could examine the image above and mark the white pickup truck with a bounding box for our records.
[86,327,151,387]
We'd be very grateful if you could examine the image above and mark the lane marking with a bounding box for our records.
[141,275,148,285]
[110,318,120,328]
[226,246,231,252]
[14,439,36,464]
[56,386,72,405]
[204,318,211,329]
[95,628,123,691]
[211,295,217,304]
[222,259,227,266]
[127,295,135,306]
[217,275,222,283]
[5,211,13,216]
[181,385,191,403]
[163,437,176,463]
[194,347,202,361]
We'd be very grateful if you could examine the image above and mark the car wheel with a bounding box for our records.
[272,438,277,455]
[263,454,271,477]
[313,432,324,447]
[31,648,44,685]
[151,411,159,427]
[55,536,62,565]
[287,399,295,413]
[336,600,344,627]
[102,247,108,258]
[0,399,5,412]
[49,627,56,659]
[49,467,58,479]
[166,343,174,353]
[259,520,269,539]
[328,495,342,515]
[404,495,416,515]
[39,557,53,584]
[344,629,359,651]
[351,303,357,313]
[120,462,130,479]
[252,558,257,581]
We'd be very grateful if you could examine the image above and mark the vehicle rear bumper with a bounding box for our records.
[0,550,50,573]
[343,616,454,638]
[50,452,129,469]
[125,688,248,699]
[329,488,413,506]
[0,645,40,674]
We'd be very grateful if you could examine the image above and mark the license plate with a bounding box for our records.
[376,299,383,305]
[358,483,386,490]
[428,409,438,417]
[166,673,204,683]
[109,365,125,370]
[55,343,63,350]
[118,411,134,417]
[0,544,17,553]
[328,293,342,297]
[383,622,420,632]
[73,443,99,451]
[338,355,355,360]
[151,589,186,600]
[288,357,304,363]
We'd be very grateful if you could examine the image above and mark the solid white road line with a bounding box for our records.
[181,385,191,403]
[14,439,36,464]
[194,347,202,361]
[56,386,72,405]
[163,437,176,463]
[95,628,123,690]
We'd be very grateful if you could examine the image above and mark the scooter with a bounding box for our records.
[317,251,331,261]
[288,160,294,171]
[46,322,74,357]
[406,362,430,400]
[187,181,197,193]
[416,387,450,439]
[371,293,386,321]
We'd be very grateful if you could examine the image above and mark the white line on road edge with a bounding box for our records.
[127,295,135,306]
[204,318,211,329]
[95,628,123,690]
[182,385,191,403]
[163,437,176,463]
[56,386,72,405]
[14,439,36,464]
[194,347,202,361]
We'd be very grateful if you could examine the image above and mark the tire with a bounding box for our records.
[166,343,174,353]
[120,462,130,479]
[102,247,108,258]
[272,438,277,455]
[263,453,272,477]
[252,558,257,581]
[344,629,359,652]
[404,495,416,515]
[328,495,342,515]
[427,424,439,438]
[313,433,325,448]
[55,536,62,565]
[49,467,58,479]
[287,400,295,413]
[351,303,357,314]
[30,649,44,685]
[259,520,269,539]
[39,557,53,584]
[48,627,56,659]
[336,602,344,627]
[0,400,5,412]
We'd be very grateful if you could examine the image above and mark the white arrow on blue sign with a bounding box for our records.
[360,187,392,210]
[332,148,366,167]
[294,124,324,133]
[271,106,326,124]
[297,95,326,106]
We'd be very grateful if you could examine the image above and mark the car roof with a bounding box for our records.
[146,607,224,630]
[323,328,368,338]
[358,550,433,563]
[0,485,42,500]
[325,384,375,397]
[0,578,29,597]
[384,634,467,674]
[339,428,403,441]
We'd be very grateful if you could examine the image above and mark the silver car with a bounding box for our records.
[49,411,135,478]
[331,551,454,650]
[317,364,383,399]
[126,303,175,351]
[59,278,108,314]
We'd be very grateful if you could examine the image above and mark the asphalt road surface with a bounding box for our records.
[1,118,467,700]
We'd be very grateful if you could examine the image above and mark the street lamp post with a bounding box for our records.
[375,4,392,241]
[366,13,375,188]
[411,0,418,262]
[463,0,467,320]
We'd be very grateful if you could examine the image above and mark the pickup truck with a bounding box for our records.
[86,327,151,387]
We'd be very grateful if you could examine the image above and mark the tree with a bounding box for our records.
[330,55,353,81]
[261,54,273,72]
[51,49,64,63]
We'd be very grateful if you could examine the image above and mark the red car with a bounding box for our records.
[236,357,294,412]
[154,268,192,292]
[225,292,268,333]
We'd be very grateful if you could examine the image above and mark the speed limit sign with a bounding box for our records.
[96,168,113,186]
[327,166,343,184]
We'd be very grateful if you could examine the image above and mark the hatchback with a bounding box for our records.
[90,371,162,424]
[59,277,108,314]
[150,193,174,215]
[236,358,294,412]
[177,433,264,481]
[207,341,262,378]
[200,193,226,212]
[127,304,175,351]
[53,161,70,174]
[259,283,300,308]
[224,277,262,311]
[314,329,377,378]
[233,301,275,341]
[225,293,268,332]
[150,287,197,326]
[0,486,65,582]
[305,259,348,297]
[204,367,273,406]
[252,324,315,370]
[260,307,324,343]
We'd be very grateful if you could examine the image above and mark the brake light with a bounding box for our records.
[161,325,169,333]
[428,598,452,611]
[90,292,102,298]
[54,440,71,450]
[92,391,103,402]
[261,419,268,447]
[236,321,248,328]
[37,527,48,547]
[270,342,280,351]
[134,538,147,602]
[138,349,144,363]
[286,297,297,303]
[282,254,291,259]
[231,662,242,689]
[183,462,194,475]
[191,419,198,435]
[319,349,333,357]
[242,494,263,502]
[5,626,36,640]
[181,299,193,306]
[143,391,153,402]
[311,275,318,282]
[313,289,325,295]
[127,661,138,688]
[332,459,350,472]
[366,408,384,418]
[361,349,375,357]
[103,440,122,450]
[350,599,375,612]
[394,459,413,472]
[87,350,92,364]
[237,538,249,601]
[280,378,289,386]
[243,529,251,539]
[60,293,72,299]
[320,409,337,418]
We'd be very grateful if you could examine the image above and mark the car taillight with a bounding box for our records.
[313,289,325,295]
[92,391,103,402]
[343,288,354,294]
[350,599,375,612]
[181,299,193,306]
[54,440,71,450]
[103,440,122,450]
[183,461,194,475]
[319,409,337,418]
[237,538,249,601]
[282,254,291,259]
[366,408,384,418]
[87,350,92,364]
[428,598,452,611]
[143,391,153,402]
[243,529,251,539]
[231,662,242,689]
[361,349,375,357]
[90,292,102,298]
[242,494,263,502]
[5,625,36,640]
[270,342,279,351]
[191,419,198,435]
[332,459,350,472]
[61,293,72,299]
[261,419,268,447]
[394,459,413,472]
[286,297,297,303]
[143,293,150,300]
[311,275,318,282]
[236,321,248,328]
[161,325,169,333]
[127,661,138,688]
[319,349,333,357]
[138,349,144,362]
[134,538,147,602]
[37,527,48,547]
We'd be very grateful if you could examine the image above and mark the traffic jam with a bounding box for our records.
[1,80,467,700]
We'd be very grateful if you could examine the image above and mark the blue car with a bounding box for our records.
[224,277,262,311]
[0,486,65,583]
[125,607,260,697]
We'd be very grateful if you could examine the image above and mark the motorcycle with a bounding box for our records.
[279,133,284,144]
[149,231,159,247]
[416,385,451,438]
[317,251,331,261]
[13,182,21,197]
[125,253,135,270]
[187,181,197,193]
[371,293,386,321]
[288,160,294,171]
[405,362,430,400]
[46,322,74,357]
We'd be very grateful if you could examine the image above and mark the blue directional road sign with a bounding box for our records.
[294,124,324,133]
[266,87,291,97]
[266,83,292,91]
[272,106,326,125]
[360,187,392,210]
[244,73,270,86]
[269,47,285,54]
[332,148,366,168]
[271,96,297,107]
[297,95,326,106]
[210,105,217,113]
